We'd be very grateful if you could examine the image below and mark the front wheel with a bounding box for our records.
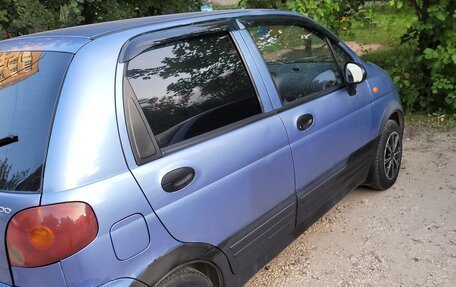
[367,119,403,190]
[157,267,214,287]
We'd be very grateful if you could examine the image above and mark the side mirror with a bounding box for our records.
[344,62,367,96]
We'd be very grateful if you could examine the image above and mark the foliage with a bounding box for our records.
[286,0,367,35]
[0,0,200,39]
[387,0,456,113]
[239,0,367,36]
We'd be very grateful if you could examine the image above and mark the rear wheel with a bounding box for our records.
[157,267,214,287]
[367,120,403,190]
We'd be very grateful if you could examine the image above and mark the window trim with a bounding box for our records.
[123,75,163,165]
[325,36,346,84]
[162,110,276,155]
[122,25,269,164]
[275,85,344,113]
[240,16,353,112]
[237,15,341,44]
[119,19,235,63]
[326,37,354,73]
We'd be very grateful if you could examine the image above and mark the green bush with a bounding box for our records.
[388,0,456,113]
[364,45,423,111]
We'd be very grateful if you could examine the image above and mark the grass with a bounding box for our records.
[342,4,416,46]
[341,5,416,75]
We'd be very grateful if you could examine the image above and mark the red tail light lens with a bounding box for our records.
[6,202,98,267]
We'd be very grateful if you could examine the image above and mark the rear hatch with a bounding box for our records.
[0,51,72,285]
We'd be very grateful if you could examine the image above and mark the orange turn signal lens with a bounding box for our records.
[29,226,55,250]
[373,87,379,93]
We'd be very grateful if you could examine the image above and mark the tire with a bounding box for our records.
[157,267,214,287]
[367,119,403,191]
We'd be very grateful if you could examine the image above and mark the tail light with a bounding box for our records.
[6,202,98,268]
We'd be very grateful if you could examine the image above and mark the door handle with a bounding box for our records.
[296,114,314,131]
[161,167,195,192]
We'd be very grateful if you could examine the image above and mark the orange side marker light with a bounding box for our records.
[373,87,379,93]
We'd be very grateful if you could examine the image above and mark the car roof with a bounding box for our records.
[31,10,252,39]
[0,9,301,53]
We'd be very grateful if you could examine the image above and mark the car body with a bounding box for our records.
[0,9,403,287]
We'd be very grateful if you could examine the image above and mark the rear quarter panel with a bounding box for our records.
[41,32,181,287]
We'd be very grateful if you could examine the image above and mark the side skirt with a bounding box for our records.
[218,194,297,283]
[296,137,377,226]
[220,137,378,285]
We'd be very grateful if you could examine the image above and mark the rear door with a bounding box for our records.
[0,51,72,285]
[243,18,375,226]
[118,24,296,273]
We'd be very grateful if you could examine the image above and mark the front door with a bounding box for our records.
[244,19,375,225]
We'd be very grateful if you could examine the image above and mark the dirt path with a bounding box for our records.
[246,126,456,287]
[345,41,384,55]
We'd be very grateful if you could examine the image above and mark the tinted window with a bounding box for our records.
[248,25,343,104]
[0,52,72,192]
[127,33,261,149]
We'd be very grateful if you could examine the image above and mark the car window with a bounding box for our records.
[0,51,72,192]
[126,32,261,149]
[247,25,343,104]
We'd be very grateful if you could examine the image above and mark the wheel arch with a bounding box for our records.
[378,101,404,136]
[366,100,404,190]
[134,243,237,287]
[388,110,404,130]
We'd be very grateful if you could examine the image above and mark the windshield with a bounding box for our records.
[0,51,72,192]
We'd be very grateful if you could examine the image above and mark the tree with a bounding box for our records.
[0,0,200,39]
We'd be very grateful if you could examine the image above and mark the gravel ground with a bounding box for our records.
[245,125,456,287]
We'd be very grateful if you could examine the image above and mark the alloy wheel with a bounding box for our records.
[383,131,401,180]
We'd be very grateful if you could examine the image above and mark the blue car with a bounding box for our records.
[0,9,403,287]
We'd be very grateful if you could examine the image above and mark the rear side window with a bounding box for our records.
[0,51,72,192]
[126,32,261,149]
